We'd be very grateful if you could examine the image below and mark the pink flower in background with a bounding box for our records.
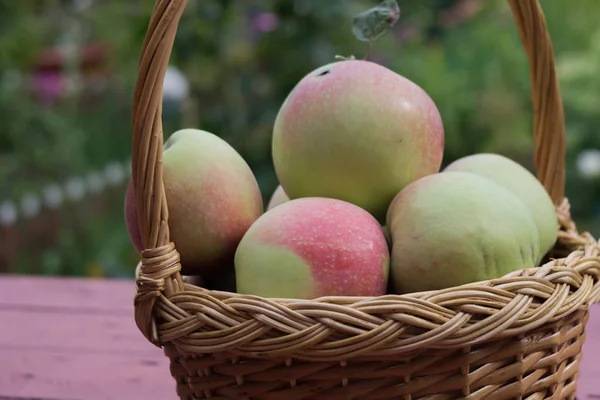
[31,70,64,105]
[395,24,419,43]
[253,12,279,33]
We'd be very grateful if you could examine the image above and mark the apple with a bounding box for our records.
[125,128,263,276]
[235,197,390,299]
[266,184,289,211]
[444,153,558,264]
[272,59,444,221]
[386,171,540,294]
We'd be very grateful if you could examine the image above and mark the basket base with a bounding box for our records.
[161,310,588,400]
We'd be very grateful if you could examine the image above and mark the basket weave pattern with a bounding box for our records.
[131,0,600,398]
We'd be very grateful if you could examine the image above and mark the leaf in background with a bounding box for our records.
[351,0,400,43]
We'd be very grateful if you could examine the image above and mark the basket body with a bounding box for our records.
[148,209,599,399]
[129,1,600,399]
[155,209,599,399]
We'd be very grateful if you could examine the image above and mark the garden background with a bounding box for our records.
[1,0,600,278]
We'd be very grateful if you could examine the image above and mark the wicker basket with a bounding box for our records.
[131,0,600,398]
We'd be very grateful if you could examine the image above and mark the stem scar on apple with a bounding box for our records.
[351,0,400,60]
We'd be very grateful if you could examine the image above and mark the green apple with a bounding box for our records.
[444,153,558,264]
[386,171,540,294]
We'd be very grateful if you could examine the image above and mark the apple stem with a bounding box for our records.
[364,42,373,61]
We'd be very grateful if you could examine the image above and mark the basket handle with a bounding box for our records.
[130,0,566,344]
[508,0,566,204]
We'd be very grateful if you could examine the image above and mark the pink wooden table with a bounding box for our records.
[0,275,598,399]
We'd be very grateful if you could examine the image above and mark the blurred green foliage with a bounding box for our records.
[1,0,600,277]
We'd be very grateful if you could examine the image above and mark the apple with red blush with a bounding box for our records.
[234,197,390,299]
[272,59,444,222]
[125,128,263,278]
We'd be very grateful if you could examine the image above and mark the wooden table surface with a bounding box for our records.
[0,275,598,400]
